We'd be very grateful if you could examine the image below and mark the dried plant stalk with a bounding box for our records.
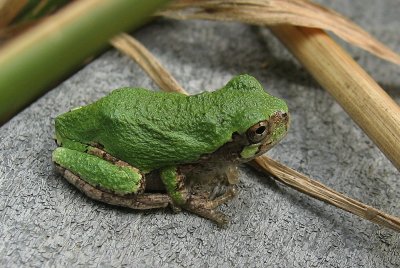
[270,25,400,171]
[161,0,400,65]
[0,0,27,27]
[111,34,400,232]
[250,157,400,232]
[111,33,186,94]
[0,0,74,40]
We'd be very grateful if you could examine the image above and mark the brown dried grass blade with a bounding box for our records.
[110,33,186,94]
[0,0,75,41]
[112,34,400,232]
[0,0,27,27]
[0,20,40,40]
[161,0,400,65]
[250,157,400,232]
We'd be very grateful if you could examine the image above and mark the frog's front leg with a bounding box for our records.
[160,167,230,225]
[53,147,171,209]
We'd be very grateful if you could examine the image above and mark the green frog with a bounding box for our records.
[52,74,289,225]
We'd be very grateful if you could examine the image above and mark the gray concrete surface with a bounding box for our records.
[1,0,399,267]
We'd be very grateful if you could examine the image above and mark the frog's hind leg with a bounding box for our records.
[56,165,170,209]
[53,147,171,209]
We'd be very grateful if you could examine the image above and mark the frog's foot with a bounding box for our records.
[160,167,238,225]
[205,185,238,209]
[53,147,171,209]
[183,186,238,225]
[184,196,229,226]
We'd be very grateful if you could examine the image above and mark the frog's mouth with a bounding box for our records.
[239,111,289,161]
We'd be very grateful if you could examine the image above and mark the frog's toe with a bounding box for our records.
[183,197,230,226]
[206,185,238,209]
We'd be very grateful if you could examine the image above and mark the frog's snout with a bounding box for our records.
[273,111,290,131]
[256,111,289,153]
[284,112,290,130]
[269,110,290,138]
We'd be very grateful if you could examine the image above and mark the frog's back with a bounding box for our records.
[56,88,183,139]
[56,87,231,172]
[95,88,238,171]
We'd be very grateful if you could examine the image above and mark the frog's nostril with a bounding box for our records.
[282,112,289,122]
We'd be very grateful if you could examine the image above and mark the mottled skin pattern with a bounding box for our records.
[52,75,289,224]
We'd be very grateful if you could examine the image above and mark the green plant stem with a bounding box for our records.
[0,0,169,123]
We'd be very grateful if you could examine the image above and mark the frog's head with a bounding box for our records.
[238,109,289,161]
[205,75,289,163]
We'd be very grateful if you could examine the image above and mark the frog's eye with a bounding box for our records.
[247,121,269,144]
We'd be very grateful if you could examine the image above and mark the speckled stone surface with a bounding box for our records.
[1,0,399,267]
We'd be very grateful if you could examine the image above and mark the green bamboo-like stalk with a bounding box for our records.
[0,0,169,123]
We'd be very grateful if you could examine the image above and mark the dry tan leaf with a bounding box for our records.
[161,0,400,65]
[250,157,400,232]
[270,25,400,171]
[0,20,41,40]
[0,0,77,41]
[0,0,27,28]
[112,33,400,232]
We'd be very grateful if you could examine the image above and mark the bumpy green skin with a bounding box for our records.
[160,167,185,205]
[54,75,288,173]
